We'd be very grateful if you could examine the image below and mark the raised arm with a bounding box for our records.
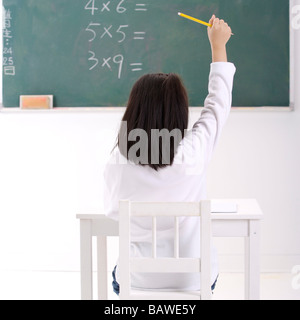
[207,14,232,62]
[190,15,235,165]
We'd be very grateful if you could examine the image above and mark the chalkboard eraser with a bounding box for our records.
[20,95,53,109]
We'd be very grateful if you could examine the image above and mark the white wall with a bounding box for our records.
[0,4,299,274]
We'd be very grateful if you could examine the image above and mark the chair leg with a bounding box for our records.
[97,236,108,300]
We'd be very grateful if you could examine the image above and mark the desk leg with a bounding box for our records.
[245,220,260,300]
[80,220,93,300]
[97,236,108,300]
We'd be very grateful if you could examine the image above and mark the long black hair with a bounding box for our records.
[117,73,189,171]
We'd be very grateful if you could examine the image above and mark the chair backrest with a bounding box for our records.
[118,200,212,300]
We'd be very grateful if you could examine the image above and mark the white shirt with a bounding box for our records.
[103,62,236,291]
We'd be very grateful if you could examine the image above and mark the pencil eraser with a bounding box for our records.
[20,95,53,109]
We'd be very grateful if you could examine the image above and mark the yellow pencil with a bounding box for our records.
[178,12,212,27]
[178,12,234,35]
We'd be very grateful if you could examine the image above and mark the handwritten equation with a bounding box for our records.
[3,8,15,76]
[84,0,148,79]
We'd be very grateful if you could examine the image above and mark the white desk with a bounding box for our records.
[76,199,263,300]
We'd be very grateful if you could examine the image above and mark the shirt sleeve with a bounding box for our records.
[103,151,122,221]
[191,62,236,163]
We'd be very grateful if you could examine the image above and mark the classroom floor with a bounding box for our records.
[0,271,299,300]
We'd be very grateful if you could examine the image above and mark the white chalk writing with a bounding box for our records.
[84,0,148,78]
[3,9,15,76]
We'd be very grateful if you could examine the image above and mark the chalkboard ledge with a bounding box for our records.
[0,106,126,113]
[0,105,294,113]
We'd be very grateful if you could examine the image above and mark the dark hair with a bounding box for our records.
[117,73,189,171]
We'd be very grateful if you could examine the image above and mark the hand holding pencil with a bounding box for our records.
[178,12,232,62]
[178,12,234,36]
[207,15,232,49]
[207,14,232,63]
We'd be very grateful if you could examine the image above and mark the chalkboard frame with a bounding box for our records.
[289,0,296,112]
[0,0,295,111]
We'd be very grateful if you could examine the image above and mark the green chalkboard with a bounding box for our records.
[2,0,290,107]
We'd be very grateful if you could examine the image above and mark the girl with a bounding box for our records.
[104,15,236,295]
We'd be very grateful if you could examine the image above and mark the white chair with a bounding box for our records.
[118,200,212,300]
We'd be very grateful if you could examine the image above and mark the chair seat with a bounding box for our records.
[127,289,201,300]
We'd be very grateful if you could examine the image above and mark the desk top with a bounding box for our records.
[77,199,263,221]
